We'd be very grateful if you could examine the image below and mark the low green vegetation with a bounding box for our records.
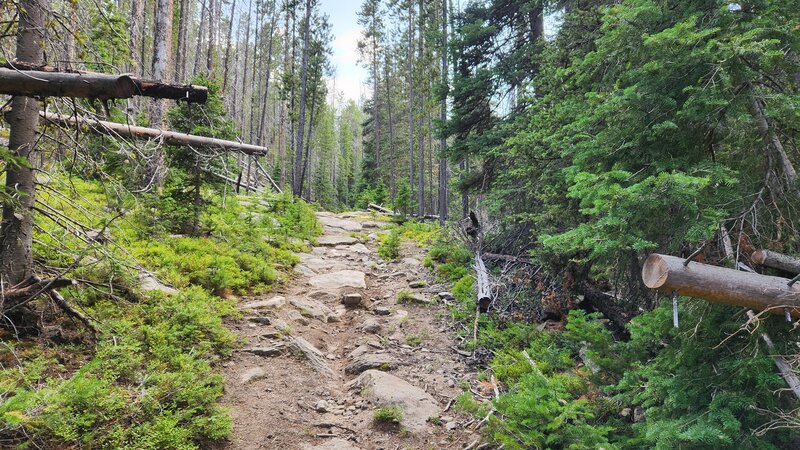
[377,229,401,261]
[427,237,800,450]
[373,405,404,424]
[0,177,320,448]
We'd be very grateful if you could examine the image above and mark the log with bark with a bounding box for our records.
[40,112,269,155]
[752,250,800,275]
[642,253,800,316]
[367,203,394,214]
[0,66,208,103]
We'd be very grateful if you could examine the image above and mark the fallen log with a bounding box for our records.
[0,67,207,102]
[367,203,394,214]
[752,250,800,275]
[642,253,800,316]
[40,111,269,155]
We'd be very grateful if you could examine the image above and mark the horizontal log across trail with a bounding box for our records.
[0,66,208,102]
[41,111,269,156]
[642,253,800,316]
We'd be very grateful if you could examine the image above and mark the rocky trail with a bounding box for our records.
[219,212,478,450]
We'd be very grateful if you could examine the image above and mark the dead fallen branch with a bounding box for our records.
[2,277,76,302]
[40,111,269,155]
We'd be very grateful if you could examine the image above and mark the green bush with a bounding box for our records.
[377,229,401,261]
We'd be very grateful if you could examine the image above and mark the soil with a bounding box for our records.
[218,212,481,450]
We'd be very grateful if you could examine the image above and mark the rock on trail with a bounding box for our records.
[220,212,474,450]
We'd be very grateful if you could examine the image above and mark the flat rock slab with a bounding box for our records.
[317,236,358,246]
[287,336,334,376]
[240,296,286,310]
[289,297,334,322]
[317,215,363,232]
[299,254,345,272]
[303,439,361,450]
[348,370,440,432]
[308,270,367,290]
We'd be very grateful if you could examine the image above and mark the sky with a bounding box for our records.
[318,0,368,107]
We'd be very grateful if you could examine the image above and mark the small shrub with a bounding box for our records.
[373,406,404,424]
[377,230,401,261]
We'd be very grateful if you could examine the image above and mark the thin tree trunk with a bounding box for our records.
[239,0,253,132]
[439,0,448,225]
[206,0,216,75]
[248,0,263,142]
[385,54,395,201]
[407,3,415,203]
[146,0,174,189]
[0,0,45,303]
[193,0,208,77]
[130,0,143,75]
[176,0,189,79]
[222,0,238,92]
[293,0,312,196]
[299,64,320,197]
[416,0,424,216]
[257,0,279,146]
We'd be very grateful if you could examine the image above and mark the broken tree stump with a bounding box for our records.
[642,254,800,316]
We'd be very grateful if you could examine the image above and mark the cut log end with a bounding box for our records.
[642,254,670,290]
[752,249,767,265]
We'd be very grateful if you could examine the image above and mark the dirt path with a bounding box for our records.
[219,212,477,450]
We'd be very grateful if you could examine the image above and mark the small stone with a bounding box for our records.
[244,345,284,357]
[240,367,266,384]
[288,310,310,325]
[248,316,272,325]
[447,378,456,388]
[373,306,391,316]
[260,330,281,339]
[315,400,329,413]
[361,318,381,334]
[274,319,291,332]
[341,293,363,307]
[438,292,454,300]
[445,421,458,431]
[409,280,427,288]
[308,290,335,301]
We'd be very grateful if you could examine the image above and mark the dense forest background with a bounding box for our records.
[2,0,800,448]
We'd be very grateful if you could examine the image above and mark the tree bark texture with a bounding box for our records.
[1,0,46,307]
[642,254,800,316]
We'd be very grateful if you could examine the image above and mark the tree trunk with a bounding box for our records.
[293,0,312,196]
[407,3,415,204]
[0,0,45,309]
[416,0,425,217]
[299,62,320,197]
[176,0,189,80]
[193,0,208,77]
[239,0,253,133]
[147,0,174,190]
[221,0,237,92]
[439,0,448,225]
[384,54,395,201]
[257,0,279,146]
[130,0,143,75]
[642,253,800,315]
